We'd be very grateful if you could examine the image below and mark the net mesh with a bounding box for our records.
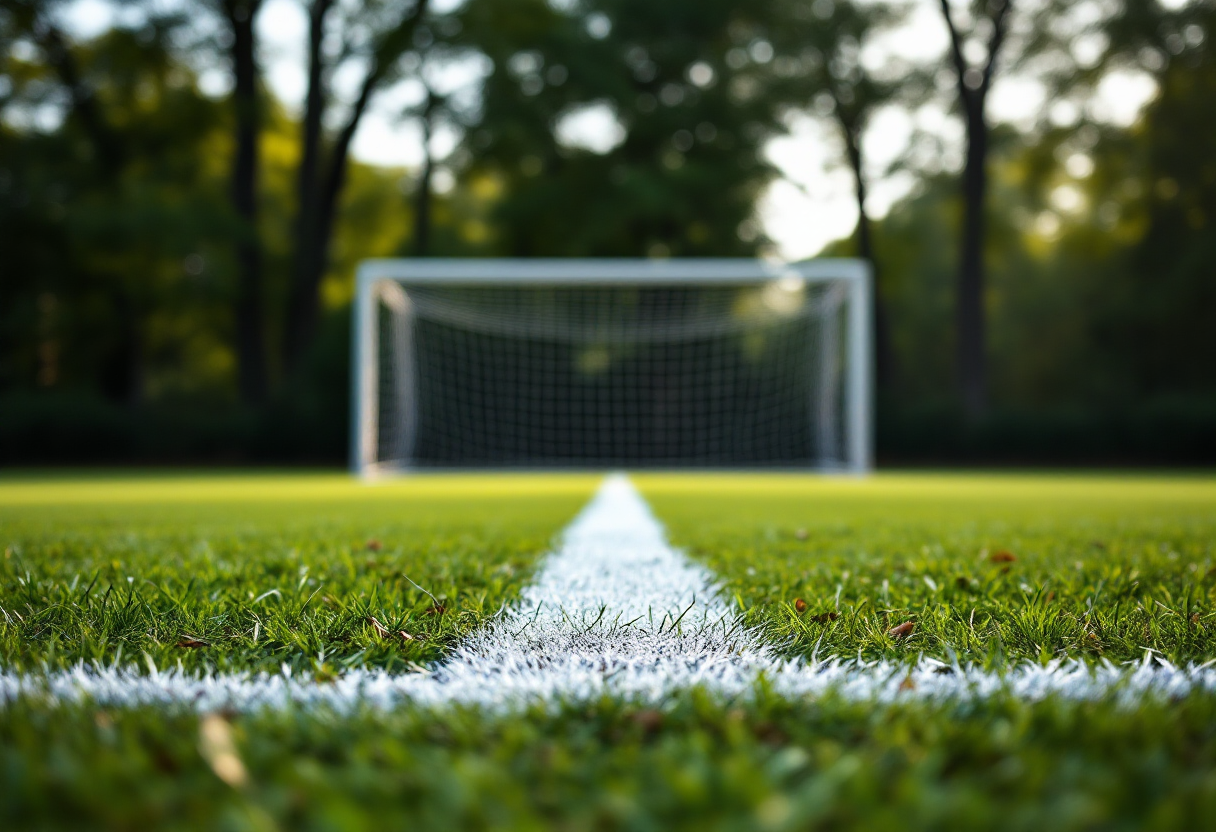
[372,280,848,468]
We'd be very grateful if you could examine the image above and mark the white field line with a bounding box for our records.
[2,474,1215,712]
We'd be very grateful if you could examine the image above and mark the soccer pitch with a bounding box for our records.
[2,471,1215,828]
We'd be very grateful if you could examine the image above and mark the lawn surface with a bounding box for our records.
[638,472,1216,668]
[0,472,598,674]
[3,470,1215,830]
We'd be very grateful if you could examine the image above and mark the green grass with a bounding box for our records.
[639,473,1216,668]
[3,470,1216,830]
[0,472,598,674]
[4,691,1216,829]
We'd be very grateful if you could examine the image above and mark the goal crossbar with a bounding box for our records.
[351,258,873,475]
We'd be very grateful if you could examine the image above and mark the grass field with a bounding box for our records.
[640,473,1216,667]
[2,470,1215,830]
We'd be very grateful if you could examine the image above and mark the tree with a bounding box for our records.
[403,16,470,257]
[2,0,140,403]
[283,0,431,376]
[0,0,127,174]
[937,0,1013,417]
[772,0,914,390]
[0,4,235,405]
[455,0,790,257]
[215,0,268,403]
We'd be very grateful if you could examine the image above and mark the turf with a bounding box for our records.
[0,472,598,674]
[638,473,1216,668]
[4,691,1216,830]
[3,470,1216,830]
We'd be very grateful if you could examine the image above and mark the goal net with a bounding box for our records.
[351,259,871,474]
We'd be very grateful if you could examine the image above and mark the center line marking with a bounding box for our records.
[3,475,1214,711]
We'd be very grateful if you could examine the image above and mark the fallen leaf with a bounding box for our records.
[631,709,663,734]
[199,714,246,789]
[794,598,808,613]
[990,550,1017,563]
[365,539,382,552]
[366,616,391,639]
[176,638,209,648]
[888,621,915,639]
[398,630,415,642]
[754,722,789,746]
[811,611,840,624]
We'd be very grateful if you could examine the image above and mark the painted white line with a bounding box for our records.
[3,474,1215,711]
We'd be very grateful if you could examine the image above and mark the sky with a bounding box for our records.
[60,0,1160,260]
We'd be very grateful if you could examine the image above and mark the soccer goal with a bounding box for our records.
[351,259,872,475]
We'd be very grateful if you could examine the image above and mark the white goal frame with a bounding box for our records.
[351,258,873,476]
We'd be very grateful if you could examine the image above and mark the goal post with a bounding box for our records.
[351,258,873,476]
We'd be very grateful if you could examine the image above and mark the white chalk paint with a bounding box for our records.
[3,475,1214,711]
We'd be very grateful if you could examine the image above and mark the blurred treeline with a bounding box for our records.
[1,0,1213,465]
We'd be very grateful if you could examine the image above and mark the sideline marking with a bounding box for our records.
[3,475,1214,710]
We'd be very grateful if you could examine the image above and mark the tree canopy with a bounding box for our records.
[0,0,1212,463]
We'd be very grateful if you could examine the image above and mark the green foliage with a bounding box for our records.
[454,0,793,257]
[1,2,1214,462]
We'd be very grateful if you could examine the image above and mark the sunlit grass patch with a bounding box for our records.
[0,471,596,674]
[638,472,1216,668]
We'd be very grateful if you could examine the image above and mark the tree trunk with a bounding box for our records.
[841,123,896,390]
[283,0,334,376]
[100,290,143,407]
[284,75,371,374]
[227,0,268,404]
[957,103,988,418]
[282,0,430,375]
[937,0,1009,420]
[413,92,436,256]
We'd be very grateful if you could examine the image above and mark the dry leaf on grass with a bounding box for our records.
[366,616,391,639]
[888,621,915,639]
[365,539,383,552]
[199,714,247,789]
[632,709,663,734]
[811,611,840,624]
[990,550,1017,563]
[369,615,416,643]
